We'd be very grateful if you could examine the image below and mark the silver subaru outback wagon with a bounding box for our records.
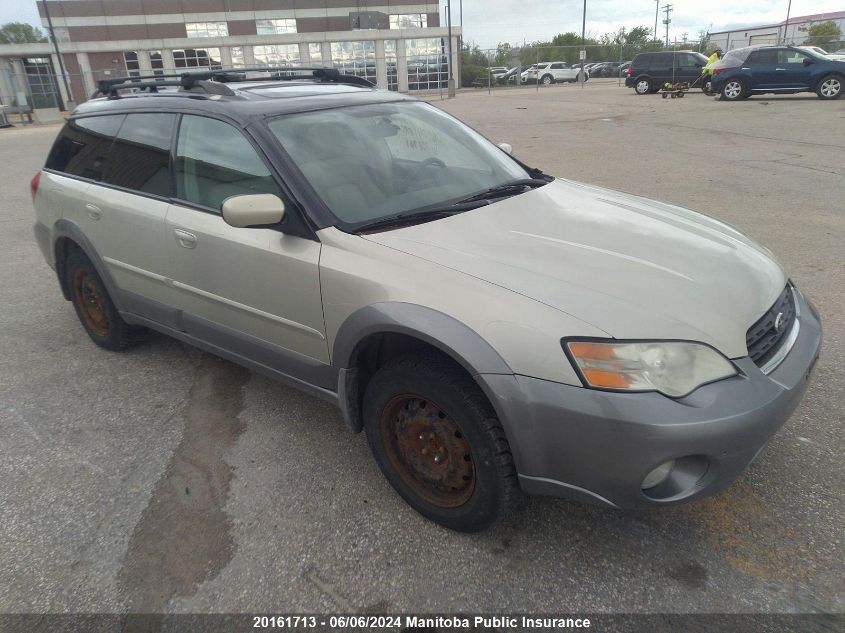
[31,69,821,531]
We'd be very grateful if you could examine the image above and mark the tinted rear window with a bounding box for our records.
[102,113,176,197]
[45,115,124,180]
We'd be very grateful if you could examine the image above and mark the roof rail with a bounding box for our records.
[94,66,374,98]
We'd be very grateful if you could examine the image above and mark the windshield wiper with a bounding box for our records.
[354,200,491,233]
[454,178,549,205]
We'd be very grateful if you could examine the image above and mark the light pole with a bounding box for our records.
[580,0,587,87]
[446,0,455,97]
[41,0,73,109]
[782,0,793,44]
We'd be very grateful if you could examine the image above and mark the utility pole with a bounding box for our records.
[446,0,455,97]
[41,0,73,109]
[662,4,673,46]
[782,0,793,44]
[654,1,660,42]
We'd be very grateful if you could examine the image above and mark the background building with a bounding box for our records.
[708,10,845,51]
[0,1,460,113]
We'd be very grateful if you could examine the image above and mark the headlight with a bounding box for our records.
[563,340,737,398]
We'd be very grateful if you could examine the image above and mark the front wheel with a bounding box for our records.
[701,76,712,94]
[634,77,651,95]
[363,355,521,532]
[817,74,843,99]
[720,79,745,101]
[541,74,554,85]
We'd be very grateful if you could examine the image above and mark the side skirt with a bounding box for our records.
[120,311,339,407]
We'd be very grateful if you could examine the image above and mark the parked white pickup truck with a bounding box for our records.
[521,61,589,84]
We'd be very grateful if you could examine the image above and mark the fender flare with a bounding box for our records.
[52,219,124,310]
[332,303,514,433]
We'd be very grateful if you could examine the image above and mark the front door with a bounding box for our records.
[165,114,329,374]
[775,48,815,89]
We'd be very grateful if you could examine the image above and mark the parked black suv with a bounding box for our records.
[625,51,709,94]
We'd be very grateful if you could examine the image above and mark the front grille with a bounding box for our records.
[746,285,796,366]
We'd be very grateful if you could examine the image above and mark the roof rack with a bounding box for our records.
[94,67,374,98]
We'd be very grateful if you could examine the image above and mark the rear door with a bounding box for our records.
[549,62,568,81]
[744,48,779,89]
[83,112,181,323]
[165,114,329,368]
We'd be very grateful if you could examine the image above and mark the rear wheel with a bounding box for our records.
[720,79,745,101]
[363,354,521,532]
[66,249,144,350]
[817,74,843,99]
[634,77,651,95]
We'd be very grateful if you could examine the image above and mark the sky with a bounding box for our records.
[1,1,843,49]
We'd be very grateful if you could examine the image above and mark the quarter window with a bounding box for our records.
[174,116,281,211]
[45,115,124,180]
[103,113,176,197]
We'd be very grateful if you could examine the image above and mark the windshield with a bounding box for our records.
[267,101,529,229]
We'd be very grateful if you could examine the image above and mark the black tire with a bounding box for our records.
[540,74,554,85]
[66,249,144,351]
[701,77,712,94]
[816,74,843,100]
[634,77,651,95]
[720,78,746,101]
[363,354,521,532]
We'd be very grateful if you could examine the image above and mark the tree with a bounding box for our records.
[0,22,48,44]
[804,21,842,48]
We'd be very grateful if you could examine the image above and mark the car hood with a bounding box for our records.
[361,179,786,358]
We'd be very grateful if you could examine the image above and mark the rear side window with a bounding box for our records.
[102,113,176,197]
[45,115,124,181]
[747,49,778,64]
[174,115,281,211]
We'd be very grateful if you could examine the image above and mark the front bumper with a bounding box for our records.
[481,292,822,510]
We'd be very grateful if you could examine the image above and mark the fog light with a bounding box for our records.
[642,460,675,490]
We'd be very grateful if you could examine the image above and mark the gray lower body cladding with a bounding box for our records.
[481,292,822,510]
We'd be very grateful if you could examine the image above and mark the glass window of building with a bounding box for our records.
[330,41,377,83]
[21,57,60,108]
[124,51,140,77]
[173,48,222,69]
[149,51,164,76]
[256,19,297,35]
[406,38,447,90]
[185,22,229,38]
[384,40,398,91]
[230,46,245,68]
[253,44,301,67]
[389,14,427,29]
[308,43,323,66]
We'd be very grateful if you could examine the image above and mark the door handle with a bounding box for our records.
[174,229,197,249]
[85,203,101,220]
[775,68,787,71]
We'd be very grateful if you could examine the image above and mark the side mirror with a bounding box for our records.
[803,58,814,65]
[222,194,285,228]
[498,142,513,155]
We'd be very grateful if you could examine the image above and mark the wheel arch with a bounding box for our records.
[814,71,844,91]
[332,303,513,434]
[52,219,123,309]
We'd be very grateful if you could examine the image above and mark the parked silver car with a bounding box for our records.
[32,68,821,532]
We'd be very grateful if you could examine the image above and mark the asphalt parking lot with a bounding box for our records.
[0,82,842,616]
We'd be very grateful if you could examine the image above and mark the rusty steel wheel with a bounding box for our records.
[379,395,475,508]
[72,267,110,338]
[65,248,143,351]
